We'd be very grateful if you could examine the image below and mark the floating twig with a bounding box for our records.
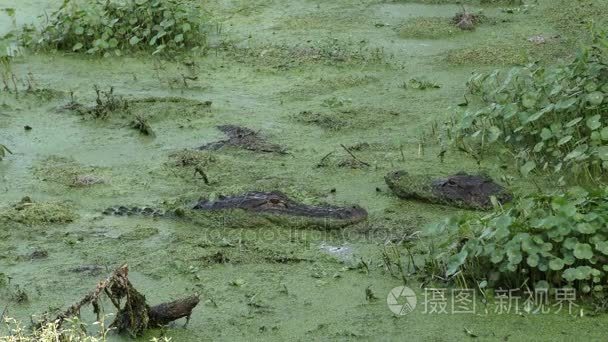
[340,144,370,167]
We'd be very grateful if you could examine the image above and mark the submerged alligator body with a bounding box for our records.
[103,206,165,217]
[197,125,286,154]
[385,170,511,210]
[104,191,367,229]
[193,191,368,228]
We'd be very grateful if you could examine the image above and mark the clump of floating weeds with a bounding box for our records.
[452,6,486,31]
[400,78,441,90]
[63,85,128,119]
[130,114,155,136]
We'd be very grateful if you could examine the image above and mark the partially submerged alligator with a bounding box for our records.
[103,206,164,217]
[385,171,511,210]
[104,191,367,229]
[198,125,286,154]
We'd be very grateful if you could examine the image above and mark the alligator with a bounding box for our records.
[103,191,367,229]
[197,125,286,154]
[103,206,165,217]
[385,170,511,210]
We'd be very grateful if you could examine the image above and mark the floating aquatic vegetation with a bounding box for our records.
[293,106,400,131]
[0,197,78,225]
[399,17,459,39]
[34,156,107,188]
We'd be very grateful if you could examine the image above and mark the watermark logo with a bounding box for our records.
[386,287,579,315]
[387,286,417,315]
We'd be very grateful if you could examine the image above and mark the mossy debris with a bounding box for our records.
[0,197,78,225]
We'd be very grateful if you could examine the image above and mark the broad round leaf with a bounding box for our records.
[526,254,539,267]
[573,243,593,259]
[586,114,602,130]
[587,92,604,106]
[549,258,564,270]
[520,161,536,177]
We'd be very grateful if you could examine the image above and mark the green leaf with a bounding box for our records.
[586,114,602,130]
[576,223,596,234]
[595,241,608,255]
[562,268,578,282]
[506,245,522,264]
[554,201,577,217]
[587,92,604,106]
[597,146,608,160]
[72,43,83,51]
[129,36,141,45]
[549,258,564,271]
[526,254,539,267]
[161,19,175,28]
[575,266,593,280]
[526,105,554,123]
[557,135,572,146]
[108,38,118,48]
[563,237,578,249]
[585,82,598,92]
[487,126,501,143]
[520,161,536,177]
[536,280,550,290]
[540,128,553,140]
[564,144,588,161]
[174,33,184,43]
[565,117,583,127]
[573,243,593,259]
[491,250,504,263]
[555,98,577,111]
[601,127,608,141]
[522,93,536,109]
[446,250,468,276]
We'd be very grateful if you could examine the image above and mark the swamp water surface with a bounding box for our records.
[1,0,607,340]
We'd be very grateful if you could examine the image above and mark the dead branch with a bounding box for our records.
[43,264,200,338]
[340,144,370,167]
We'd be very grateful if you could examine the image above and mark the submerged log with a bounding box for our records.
[385,171,511,210]
[148,295,200,327]
[193,191,367,228]
[45,265,200,337]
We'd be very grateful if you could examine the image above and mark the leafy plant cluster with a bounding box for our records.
[450,29,608,181]
[64,85,129,119]
[0,316,172,342]
[430,187,608,294]
[27,0,206,56]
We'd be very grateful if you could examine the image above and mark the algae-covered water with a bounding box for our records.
[1,0,607,341]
